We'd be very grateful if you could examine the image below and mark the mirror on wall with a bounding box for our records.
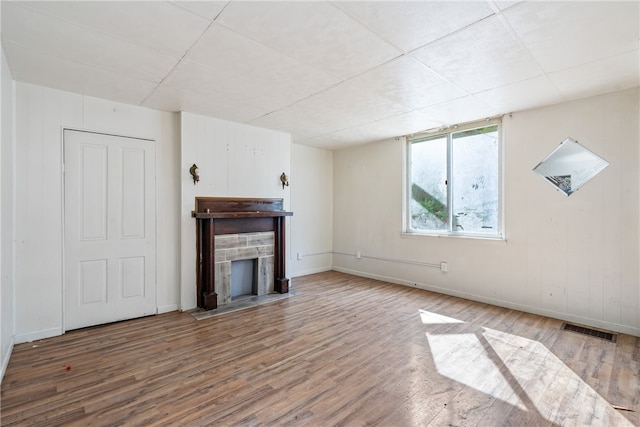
[532,137,609,196]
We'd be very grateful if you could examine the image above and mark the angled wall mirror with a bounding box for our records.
[532,137,609,196]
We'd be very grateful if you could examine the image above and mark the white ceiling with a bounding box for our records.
[1,1,638,150]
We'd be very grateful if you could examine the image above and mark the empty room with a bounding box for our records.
[0,1,639,426]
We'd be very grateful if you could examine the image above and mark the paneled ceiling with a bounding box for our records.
[1,1,638,150]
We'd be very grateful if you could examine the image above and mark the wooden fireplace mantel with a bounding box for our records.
[192,197,293,310]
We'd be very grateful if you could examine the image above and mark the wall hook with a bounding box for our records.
[280,172,289,189]
[190,164,200,185]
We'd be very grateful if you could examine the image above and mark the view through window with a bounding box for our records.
[407,120,501,237]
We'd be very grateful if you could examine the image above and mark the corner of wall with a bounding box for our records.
[290,144,334,278]
[0,336,14,384]
[1,44,17,385]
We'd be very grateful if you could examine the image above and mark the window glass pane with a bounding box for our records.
[451,125,499,233]
[410,136,448,231]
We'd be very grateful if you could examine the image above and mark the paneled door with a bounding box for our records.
[64,130,156,331]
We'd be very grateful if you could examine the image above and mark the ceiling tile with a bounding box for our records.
[415,96,499,126]
[292,79,412,129]
[310,111,444,149]
[492,1,524,11]
[300,110,444,150]
[4,43,157,106]
[184,24,340,107]
[216,1,401,80]
[503,1,639,73]
[2,2,178,83]
[474,75,565,114]
[160,60,303,114]
[248,105,330,142]
[143,85,267,124]
[250,78,413,143]
[370,111,446,137]
[293,136,341,151]
[410,15,542,93]
[301,126,392,150]
[15,1,212,58]
[549,50,640,101]
[335,1,495,52]
[171,1,229,21]
[348,56,468,110]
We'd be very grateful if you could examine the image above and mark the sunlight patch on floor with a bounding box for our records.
[420,309,634,426]
[419,309,465,325]
[427,332,528,411]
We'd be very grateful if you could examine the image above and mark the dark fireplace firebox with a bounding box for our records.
[192,197,293,310]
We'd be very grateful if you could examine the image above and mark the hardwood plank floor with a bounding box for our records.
[2,271,639,426]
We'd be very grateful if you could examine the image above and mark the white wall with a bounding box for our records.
[1,46,16,381]
[7,84,334,346]
[180,112,292,310]
[13,82,181,343]
[290,144,333,277]
[333,87,640,337]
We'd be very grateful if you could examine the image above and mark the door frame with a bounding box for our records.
[61,127,158,333]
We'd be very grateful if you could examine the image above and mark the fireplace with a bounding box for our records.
[231,259,257,298]
[217,231,274,304]
[192,197,293,310]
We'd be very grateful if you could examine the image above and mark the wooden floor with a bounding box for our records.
[2,271,639,426]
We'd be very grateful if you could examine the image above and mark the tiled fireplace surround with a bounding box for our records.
[215,232,275,305]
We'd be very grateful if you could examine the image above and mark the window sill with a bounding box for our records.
[400,231,506,242]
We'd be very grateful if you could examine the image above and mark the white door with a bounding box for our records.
[64,130,156,331]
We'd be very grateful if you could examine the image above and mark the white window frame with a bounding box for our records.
[403,118,504,240]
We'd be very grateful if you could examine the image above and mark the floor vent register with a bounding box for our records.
[561,322,617,342]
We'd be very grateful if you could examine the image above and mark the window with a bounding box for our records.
[406,119,502,238]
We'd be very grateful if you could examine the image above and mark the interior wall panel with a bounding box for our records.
[1,47,17,383]
[12,82,180,343]
[290,144,333,277]
[179,112,291,310]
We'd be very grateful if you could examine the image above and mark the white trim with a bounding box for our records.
[332,266,640,338]
[15,327,62,344]
[60,127,66,333]
[60,126,155,143]
[158,304,178,314]
[291,266,332,278]
[405,118,503,239]
[399,231,506,242]
[401,135,409,233]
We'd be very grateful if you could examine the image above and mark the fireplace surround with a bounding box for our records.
[217,232,274,304]
[192,197,293,310]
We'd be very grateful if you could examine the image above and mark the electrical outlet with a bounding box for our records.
[440,262,448,272]
[356,251,362,259]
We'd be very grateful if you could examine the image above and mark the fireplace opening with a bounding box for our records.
[231,259,257,299]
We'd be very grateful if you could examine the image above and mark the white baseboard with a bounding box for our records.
[158,304,178,314]
[15,327,62,344]
[332,266,640,338]
[291,266,332,279]
[1,336,15,384]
